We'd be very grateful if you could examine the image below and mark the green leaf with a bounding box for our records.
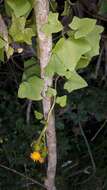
[6,0,31,17]
[23,28,35,44]
[9,15,35,44]
[69,16,96,39]
[34,111,43,120]
[18,76,44,101]
[64,71,87,92]
[46,87,57,97]
[0,38,6,48]
[18,81,29,98]
[84,25,104,57]
[45,53,67,77]
[53,38,91,71]
[69,17,103,58]
[56,95,67,107]
[62,1,70,16]
[23,58,40,80]
[0,48,4,61]
[42,12,63,35]
[76,56,90,70]
[9,15,25,41]
[6,46,14,59]
[65,70,73,79]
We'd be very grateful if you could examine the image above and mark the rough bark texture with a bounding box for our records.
[34,1,57,190]
[0,14,8,52]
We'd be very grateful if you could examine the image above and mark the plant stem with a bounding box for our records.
[34,1,57,189]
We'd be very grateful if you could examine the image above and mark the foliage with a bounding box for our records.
[99,0,107,15]
[0,1,103,102]
[18,76,44,100]
[9,15,35,44]
[0,0,107,189]
[56,95,67,107]
[42,12,63,35]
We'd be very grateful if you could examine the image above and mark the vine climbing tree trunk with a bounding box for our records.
[34,1,57,190]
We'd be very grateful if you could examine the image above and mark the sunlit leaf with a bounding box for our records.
[6,46,14,59]
[9,15,26,41]
[76,56,90,70]
[18,76,44,100]
[23,28,35,45]
[56,95,67,107]
[0,38,6,48]
[45,53,67,77]
[34,111,43,120]
[9,15,35,44]
[62,1,70,16]
[69,16,96,39]
[85,25,104,57]
[6,0,31,17]
[42,12,63,35]
[46,87,57,97]
[64,71,87,92]
[53,38,91,71]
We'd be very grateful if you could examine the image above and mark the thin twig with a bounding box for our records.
[79,123,96,172]
[37,76,59,144]
[48,0,56,12]
[91,120,107,142]
[26,100,32,125]
[104,40,107,81]
[76,122,96,185]
[0,163,46,189]
[24,164,30,190]
[95,47,104,79]
[68,166,91,178]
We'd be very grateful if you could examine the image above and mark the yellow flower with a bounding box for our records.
[30,151,41,162]
[30,151,45,163]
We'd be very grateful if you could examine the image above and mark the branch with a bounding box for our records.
[77,122,96,185]
[91,120,107,142]
[0,163,46,189]
[26,100,32,125]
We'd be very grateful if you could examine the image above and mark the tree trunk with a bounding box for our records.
[0,14,8,53]
[34,1,57,190]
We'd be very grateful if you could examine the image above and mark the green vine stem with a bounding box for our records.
[37,76,59,145]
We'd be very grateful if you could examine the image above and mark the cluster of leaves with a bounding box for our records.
[0,0,103,106]
[44,15,103,94]
[0,0,35,59]
[18,14,103,109]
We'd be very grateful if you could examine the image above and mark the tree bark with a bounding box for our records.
[0,14,8,53]
[34,1,57,190]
